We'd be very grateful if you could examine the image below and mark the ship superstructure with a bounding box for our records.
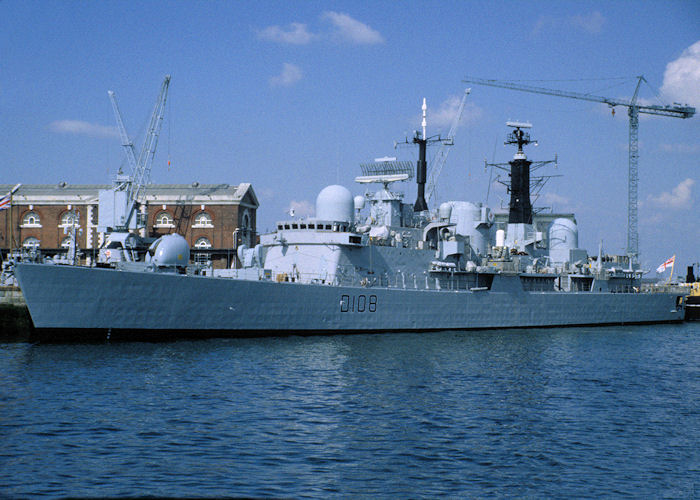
[231,120,645,296]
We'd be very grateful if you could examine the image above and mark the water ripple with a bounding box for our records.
[0,324,698,498]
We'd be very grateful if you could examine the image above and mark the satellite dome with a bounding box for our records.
[316,185,354,222]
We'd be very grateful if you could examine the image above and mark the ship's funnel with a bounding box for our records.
[509,156,533,224]
[506,123,533,224]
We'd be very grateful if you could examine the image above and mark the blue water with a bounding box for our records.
[1,323,698,498]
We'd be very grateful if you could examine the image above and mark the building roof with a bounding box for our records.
[0,183,259,208]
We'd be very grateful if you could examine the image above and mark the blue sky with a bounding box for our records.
[1,1,699,275]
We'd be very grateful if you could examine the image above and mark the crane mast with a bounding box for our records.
[463,76,696,263]
[108,90,138,172]
[425,88,471,206]
[102,75,170,232]
[130,75,170,224]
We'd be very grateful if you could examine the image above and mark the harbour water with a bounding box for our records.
[1,323,697,498]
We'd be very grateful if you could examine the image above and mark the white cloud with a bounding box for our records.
[659,143,700,154]
[270,63,303,87]
[257,188,276,200]
[571,11,606,34]
[49,120,118,138]
[427,94,482,131]
[661,40,700,107]
[648,178,695,209]
[257,22,316,45]
[322,11,384,45]
[533,11,606,35]
[540,192,570,207]
[288,200,314,217]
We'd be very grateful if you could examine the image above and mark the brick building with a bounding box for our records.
[0,183,258,269]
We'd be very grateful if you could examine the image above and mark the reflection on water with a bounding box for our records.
[1,323,698,498]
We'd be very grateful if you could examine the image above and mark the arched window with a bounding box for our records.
[21,211,41,227]
[194,237,212,249]
[59,211,78,227]
[22,237,40,249]
[240,209,253,246]
[154,211,174,227]
[193,212,213,228]
[193,237,211,265]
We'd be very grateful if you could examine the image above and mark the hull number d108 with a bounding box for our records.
[340,294,377,313]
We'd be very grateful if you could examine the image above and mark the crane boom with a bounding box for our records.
[463,75,696,263]
[128,75,170,226]
[463,76,695,118]
[102,75,171,233]
[426,88,471,206]
[108,90,139,172]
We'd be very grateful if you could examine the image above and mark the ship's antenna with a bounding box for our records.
[421,98,427,140]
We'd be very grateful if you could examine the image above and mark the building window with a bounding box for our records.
[21,211,41,227]
[154,211,174,228]
[194,237,212,249]
[192,212,213,228]
[194,237,211,265]
[22,237,40,249]
[241,209,253,246]
[59,211,79,228]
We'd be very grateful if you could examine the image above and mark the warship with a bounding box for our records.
[14,108,685,340]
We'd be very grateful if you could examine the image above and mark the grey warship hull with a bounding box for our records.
[15,263,683,340]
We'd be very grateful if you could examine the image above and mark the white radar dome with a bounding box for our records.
[353,195,366,211]
[149,234,190,267]
[316,185,354,222]
[439,202,452,221]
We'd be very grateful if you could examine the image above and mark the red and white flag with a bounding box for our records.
[0,184,21,211]
[656,255,675,273]
[0,193,10,211]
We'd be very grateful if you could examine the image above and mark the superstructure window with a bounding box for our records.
[21,211,41,227]
[193,212,213,228]
[60,237,73,248]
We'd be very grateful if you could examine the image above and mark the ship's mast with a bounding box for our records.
[413,98,429,212]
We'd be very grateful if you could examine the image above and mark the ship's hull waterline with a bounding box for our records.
[15,263,683,340]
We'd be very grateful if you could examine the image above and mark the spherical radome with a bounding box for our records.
[316,185,354,222]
